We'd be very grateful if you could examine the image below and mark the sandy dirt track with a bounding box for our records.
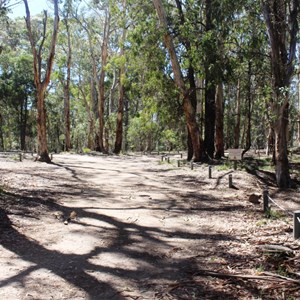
[0,153,300,299]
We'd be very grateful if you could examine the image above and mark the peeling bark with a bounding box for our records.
[24,0,59,163]
[153,0,203,161]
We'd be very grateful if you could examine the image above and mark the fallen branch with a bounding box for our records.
[192,269,300,284]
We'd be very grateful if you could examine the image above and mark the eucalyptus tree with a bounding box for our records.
[152,0,203,161]
[72,6,100,150]
[94,1,111,153]
[61,0,73,151]
[23,0,60,162]
[262,0,299,188]
[113,0,126,154]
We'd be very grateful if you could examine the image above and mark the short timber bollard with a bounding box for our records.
[177,160,180,167]
[229,174,233,188]
[167,157,170,163]
[161,155,164,162]
[263,188,269,215]
[293,211,300,239]
[208,166,212,179]
[19,153,23,162]
[190,161,194,170]
[233,161,237,170]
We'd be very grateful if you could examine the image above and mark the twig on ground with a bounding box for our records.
[192,269,300,284]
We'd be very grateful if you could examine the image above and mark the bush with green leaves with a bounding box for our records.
[127,114,159,152]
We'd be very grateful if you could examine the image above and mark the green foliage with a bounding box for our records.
[127,113,159,151]
[267,209,285,220]
[82,147,91,153]
[216,160,232,171]
[0,0,297,163]
[160,129,181,151]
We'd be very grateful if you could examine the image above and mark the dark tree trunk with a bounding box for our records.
[187,130,193,161]
[204,81,215,158]
[20,96,28,151]
[186,66,197,161]
[114,1,126,155]
[36,87,51,163]
[215,83,224,159]
[63,16,72,152]
[234,80,241,149]
[262,0,298,188]
[242,62,252,158]
[204,0,216,159]
[114,74,124,154]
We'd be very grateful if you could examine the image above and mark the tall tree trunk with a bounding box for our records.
[274,99,290,187]
[262,0,298,188]
[234,80,241,148]
[96,10,110,153]
[114,0,126,154]
[114,68,125,154]
[36,86,50,162]
[24,0,59,163]
[266,126,275,156]
[187,67,197,161]
[215,83,224,159]
[153,0,203,161]
[63,16,72,152]
[204,0,216,159]
[174,0,198,161]
[242,62,252,158]
[204,81,216,158]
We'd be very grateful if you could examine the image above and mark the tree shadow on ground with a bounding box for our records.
[243,163,277,188]
[0,188,251,299]
[0,187,261,300]
[0,156,269,299]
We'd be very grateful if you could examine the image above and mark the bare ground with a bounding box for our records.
[0,152,300,300]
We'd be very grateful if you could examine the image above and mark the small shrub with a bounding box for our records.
[82,147,91,154]
[216,160,231,171]
[268,209,284,220]
[256,219,267,226]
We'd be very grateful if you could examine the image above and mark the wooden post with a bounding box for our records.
[177,160,180,167]
[233,160,237,170]
[293,211,300,239]
[167,157,170,163]
[180,153,183,158]
[161,155,164,162]
[190,161,194,170]
[19,153,23,162]
[263,188,269,214]
[229,174,233,188]
[51,153,53,160]
[208,166,212,179]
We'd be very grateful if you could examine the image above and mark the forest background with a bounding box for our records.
[0,0,299,189]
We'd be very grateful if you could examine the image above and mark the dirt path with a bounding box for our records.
[0,153,300,299]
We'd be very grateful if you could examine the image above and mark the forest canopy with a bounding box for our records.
[0,0,299,188]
